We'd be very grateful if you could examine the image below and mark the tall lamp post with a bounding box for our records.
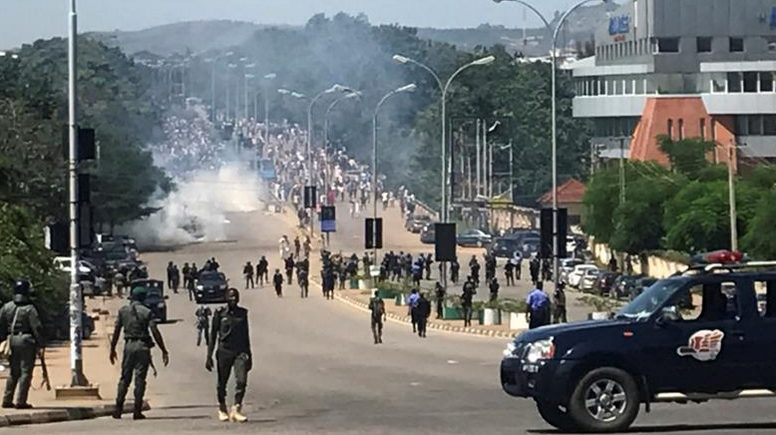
[68,0,88,387]
[393,54,494,294]
[493,0,610,291]
[372,84,417,260]
[263,73,277,149]
[207,51,234,122]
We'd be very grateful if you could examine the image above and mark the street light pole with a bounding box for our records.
[372,84,416,261]
[263,73,276,150]
[494,0,610,292]
[324,92,360,204]
[68,0,88,387]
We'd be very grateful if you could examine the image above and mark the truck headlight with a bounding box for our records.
[219,284,227,290]
[196,285,204,291]
[157,303,165,309]
[503,342,518,358]
[525,338,555,363]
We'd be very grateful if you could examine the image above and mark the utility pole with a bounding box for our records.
[619,137,626,205]
[475,118,481,196]
[68,0,88,388]
[728,143,738,251]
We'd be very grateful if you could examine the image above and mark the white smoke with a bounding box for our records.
[125,162,264,249]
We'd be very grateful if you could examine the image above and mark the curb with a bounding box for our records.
[0,400,150,428]
[333,291,521,339]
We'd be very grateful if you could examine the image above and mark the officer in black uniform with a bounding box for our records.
[0,280,44,409]
[110,286,170,419]
[206,289,252,423]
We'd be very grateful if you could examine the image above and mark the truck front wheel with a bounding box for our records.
[567,367,640,433]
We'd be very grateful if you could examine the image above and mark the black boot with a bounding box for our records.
[112,402,123,419]
[133,402,146,420]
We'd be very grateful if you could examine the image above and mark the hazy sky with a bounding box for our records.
[1,0,583,50]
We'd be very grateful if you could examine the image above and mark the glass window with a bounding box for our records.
[711,119,717,140]
[761,72,774,92]
[744,72,758,93]
[700,118,706,139]
[749,115,763,135]
[736,116,748,136]
[658,38,680,53]
[635,78,645,95]
[728,72,742,93]
[730,37,744,53]
[667,119,674,138]
[626,79,634,95]
[711,73,726,93]
[678,119,684,140]
[766,37,776,53]
[697,37,712,53]
[764,115,776,136]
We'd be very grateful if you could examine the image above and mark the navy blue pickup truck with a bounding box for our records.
[501,258,776,432]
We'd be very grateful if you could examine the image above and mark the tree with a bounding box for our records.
[657,136,715,178]
[609,163,680,255]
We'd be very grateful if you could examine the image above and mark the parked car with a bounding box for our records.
[627,277,658,300]
[489,238,522,259]
[592,271,621,296]
[506,230,540,243]
[457,229,492,248]
[559,258,585,284]
[580,268,602,292]
[568,264,598,288]
[521,237,541,257]
[195,271,229,304]
[419,223,436,244]
[405,215,432,233]
[131,279,168,323]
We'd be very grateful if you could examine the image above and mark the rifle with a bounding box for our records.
[39,348,51,391]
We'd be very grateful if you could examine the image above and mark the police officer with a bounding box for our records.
[257,256,269,286]
[110,286,170,419]
[461,277,476,327]
[416,293,431,338]
[368,290,386,344]
[434,282,445,319]
[206,289,252,423]
[0,280,44,409]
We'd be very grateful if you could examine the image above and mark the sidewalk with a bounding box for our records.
[0,296,149,427]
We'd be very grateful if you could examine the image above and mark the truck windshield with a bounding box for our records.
[615,279,685,320]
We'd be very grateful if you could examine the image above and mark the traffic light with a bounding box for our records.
[540,208,568,259]
[304,186,317,209]
[435,223,457,262]
[365,218,383,249]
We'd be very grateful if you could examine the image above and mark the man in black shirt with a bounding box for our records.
[206,289,252,423]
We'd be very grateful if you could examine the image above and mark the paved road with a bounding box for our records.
[12,204,776,434]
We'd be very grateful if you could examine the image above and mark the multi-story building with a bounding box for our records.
[570,0,776,168]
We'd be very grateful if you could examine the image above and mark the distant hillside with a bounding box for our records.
[418,2,619,56]
[88,20,287,56]
[91,3,618,58]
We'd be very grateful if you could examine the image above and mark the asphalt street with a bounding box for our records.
[13,204,776,435]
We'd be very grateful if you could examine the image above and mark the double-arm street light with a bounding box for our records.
[206,51,234,121]
[393,54,494,294]
[324,91,361,204]
[492,0,611,291]
[393,54,495,224]
[262,73,277,147]
[372,84,417,260]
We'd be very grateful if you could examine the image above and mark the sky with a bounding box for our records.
[0,0,584,50]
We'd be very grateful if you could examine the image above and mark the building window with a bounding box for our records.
[635,78,644,94]
[728,72,743,93]
[697,37,712,53]
[667,119,674,139]
[711,119,717,141]
[700,118,706,139]
[657,38,680,53]
[749,115,763,135]
[761,72,775,92]
[736,116,748,135]
[730,37,744,53]
[766,37,776,52]
[744,72,758,93]
[678,119,685,140]
[711,73,726,93]
[765,115,776,135]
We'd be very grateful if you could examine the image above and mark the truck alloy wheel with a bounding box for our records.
[567,367,639,432]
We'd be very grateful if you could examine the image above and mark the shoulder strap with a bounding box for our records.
[9,306,20,335]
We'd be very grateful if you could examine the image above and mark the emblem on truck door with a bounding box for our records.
[677,330,725,362]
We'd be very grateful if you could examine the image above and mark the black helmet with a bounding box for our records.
[14,280,31,295]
